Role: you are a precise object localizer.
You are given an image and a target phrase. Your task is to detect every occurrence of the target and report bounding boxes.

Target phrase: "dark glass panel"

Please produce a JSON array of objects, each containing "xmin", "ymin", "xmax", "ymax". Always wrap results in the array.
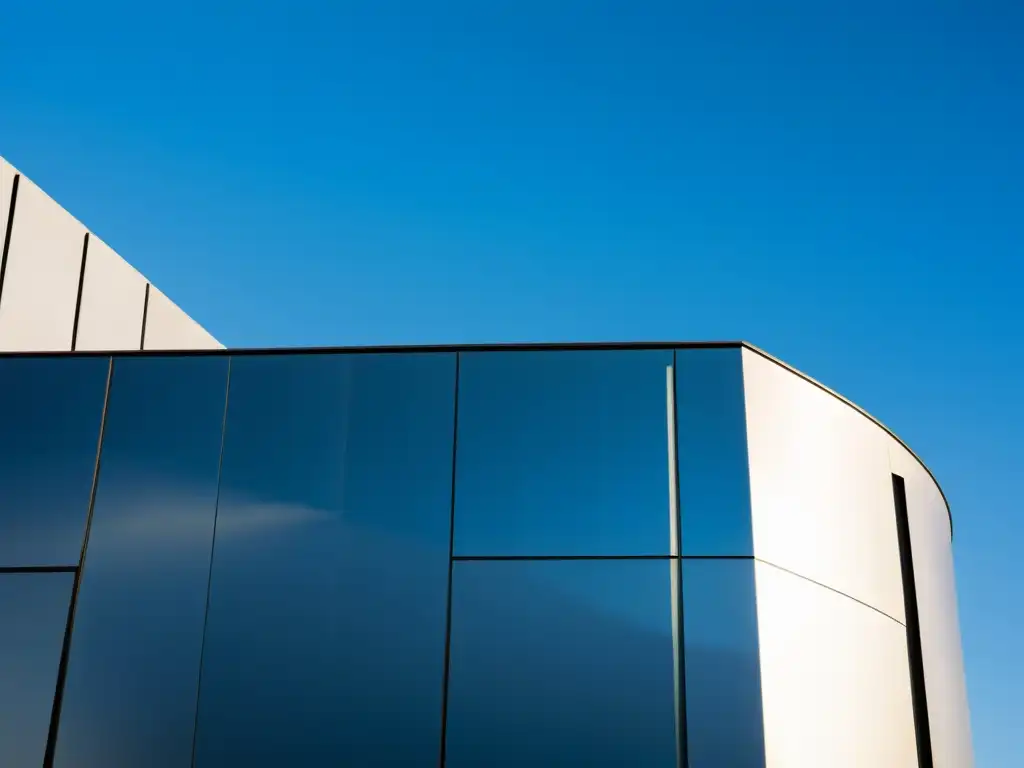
[
  {"xmin": 0, "ymin": 572, "xmax": 74, "ymax": 767},
  {"xmin": 445, "ymin": 559, "xmax": 679, "ymax": 767},
  {"xmin": 454, "ymin": 349, "xmax": 674, "ymax": 556},
  {"xmin": 0, "ymin": 356, "xmax": 108, "ymax": 566},
  {"xmin": 193, "ymin": 352, "xmax": 455, "ymax": 768},
  {"xmin": 675, "ymin": 348, "xmax": 753, "ymax": 555},
  {"xmin": 682, "ymin": 558, "xmax": 765, "ymax": 766},
  {"xmin": 54, "ymin": 356, "xmax": 229, "ymax": 768}
]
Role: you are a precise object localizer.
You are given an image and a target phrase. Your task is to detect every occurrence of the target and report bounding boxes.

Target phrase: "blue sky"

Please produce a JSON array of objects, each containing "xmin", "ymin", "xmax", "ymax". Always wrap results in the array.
[{"xmin": 1, "ymin": 0, "xmax": 1021, "ymax": 762}]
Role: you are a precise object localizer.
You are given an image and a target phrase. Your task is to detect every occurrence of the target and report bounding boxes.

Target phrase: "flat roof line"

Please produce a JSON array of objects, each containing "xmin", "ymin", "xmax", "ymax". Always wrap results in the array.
[{"xmin": 0, "ymin": 338, "xmax": 952, "ymax": 535}]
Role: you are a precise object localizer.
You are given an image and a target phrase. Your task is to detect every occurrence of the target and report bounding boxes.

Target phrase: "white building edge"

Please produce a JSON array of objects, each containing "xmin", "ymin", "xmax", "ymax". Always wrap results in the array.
[
  {"xmin": 738, "ymin": 345, "xmax": 972, "ymax": 767},
  {"xmin": 0, "ymin": 155, "xmax": 221, "ymax": 352}
]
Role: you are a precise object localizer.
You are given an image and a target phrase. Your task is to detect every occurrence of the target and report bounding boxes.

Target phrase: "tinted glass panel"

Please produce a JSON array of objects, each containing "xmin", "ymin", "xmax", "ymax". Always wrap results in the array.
[
  {"xmin": 0, "ymin": 356, "xmax": 108, "ymax": 566},
  {"xmin": 193, "ymin": 353, "xmax": 455, "ymax": 767},
  {"xmin": 0, "ymin": 572, "xmax": 74, "ymax": 768},
  {"xmin": 675, "ymin": 348, "xmax": 753, "ymax": 555},
  {"xmin": 54, "ymin": 356, "xmax": 229, "ymax": 768},
  {"xmin": 445, "ymin": 559, "xmax": 679, "ymax": 767},
  {"xmin": 682, "ymin": 558, "xmax": 765, "ymax": 766},
  {"xmin": 455, "ymin": 350, "xmax": 673, "ymax": 556}
]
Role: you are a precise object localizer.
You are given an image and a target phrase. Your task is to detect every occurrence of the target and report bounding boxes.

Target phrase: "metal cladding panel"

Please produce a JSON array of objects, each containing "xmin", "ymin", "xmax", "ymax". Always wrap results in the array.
[
  {"xmin": 741, "ymin": 348, "xmax": 905, "ymax": 622},
  {"xmin": 0, "ymin": 175, "xmax": 84, "ymax": 351},
  {"xmin": 890, "ymin": 443, "xmax": 973, "ymax": 768},
  {"xmin": 0, "ymin": 572, "xmax": 75, "ymax": 768},
  {"xmin": 142, "ymin": 285, "xmax": 222, "ymax": 351},
  {"xmin": 754, "ymin": 560, "xmax": 919, "ymax": 768},
  {"xmin": 74, "ymin": 236, "xmax": 147, "ymax": 351}
]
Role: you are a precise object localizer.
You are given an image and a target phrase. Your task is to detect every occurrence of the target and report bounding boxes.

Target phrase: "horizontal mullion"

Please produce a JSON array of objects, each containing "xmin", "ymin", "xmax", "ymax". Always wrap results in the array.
[{"xmin": 0, "ymin": 565, "xmax": 78, "ymax": 574}]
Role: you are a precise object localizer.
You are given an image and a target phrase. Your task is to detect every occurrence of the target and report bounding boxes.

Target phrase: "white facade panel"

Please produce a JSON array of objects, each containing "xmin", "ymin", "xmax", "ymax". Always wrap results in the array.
[
  {"xmin": 742, "ymin": 348, "xmax": 906, "ymax": 621},
  {"xmin": 0, "ymin": 156, "xmax": 219, "ymax": 352},
  {"xmin": 143, "ymin": 286, "xmax": 222, "ymax": 351},
  {"xmin": 890, "ymin": 444, "xmax": 973, "ymax": 768},
  {"xmin": 75, "ymin": 236, "xmax": 147, "ymax": 351},
  {"xmin": 0, "ymin": 175, "xmax": 85, "ymax": 351},
  {"xmin": 755, "ymin": 560, "xmax": 919, "ymax": 768},
  {"xmin": 0, "ymin": 158, "xmax": 13, "ymax": 250}
]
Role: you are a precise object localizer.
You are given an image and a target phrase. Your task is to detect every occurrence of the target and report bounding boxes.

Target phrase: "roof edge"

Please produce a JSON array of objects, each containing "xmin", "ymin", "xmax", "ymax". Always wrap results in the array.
[
  {"xmin": 739, "ymin": 341, "xmax": 953, "ymax": 538},
  {"xmin": 0, "ymin": 338, "xmax": 951, "ymax": 537}
]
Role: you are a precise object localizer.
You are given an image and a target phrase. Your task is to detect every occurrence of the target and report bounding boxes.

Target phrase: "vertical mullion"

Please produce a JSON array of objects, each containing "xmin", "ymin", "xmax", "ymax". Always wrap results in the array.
[
  {"xmin": 892, "ymin": 473, "xmax": 934, "ymax": 768},
  {"xmin": 70, "ymin": 233, "xmax": 90, "ymax": 350},
  {"xmin": 42, "ymin": 356, "xmax": 115, "ymax": 767},
  {"xmin": 438, "ymin": 352, "xmax": 460, "ymax": 767},
  {"xmin": 139, "ymin": 284, "xmax": 151, "ymax": 350},
  {"xmin": 667, "ymin": 354, "xmax": 689, "ymax": 768},
  {"xmin": 189, "ymin": 357, "xmax": 233, "ymax": 767}
]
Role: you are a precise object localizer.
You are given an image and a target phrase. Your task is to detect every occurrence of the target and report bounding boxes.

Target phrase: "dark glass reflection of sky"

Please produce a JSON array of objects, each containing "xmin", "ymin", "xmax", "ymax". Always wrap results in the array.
[
  {"xmin": 681, "ymin": 559, "xmax": 766, "ymax": 767},
  {"xmin": 0, "ymin": 572, "xmax": 74, "ymax": 768},
  {"xmin": 194, "ymin": 353, "xmax": 455, "ymax": 767},
  {"xmin": 454, "ymin": 350, "xmax": 673, "ymax": 556},
  {"xmin": 0, "ymin": 356, "xmax": 108, "ymax": 566},
  {"xmin": 448, "ymin": 561, "xmax": 679, "ymax": 768},
  {"xmin": 445, "ymin": 559, "xmax": 679, "ymax": 767},
  {"xmin": 55, "ymin": 356, "xmax": 229, "ymax": 768},
  {"xmin": 675, "ymin": 348, "xmax": 754, "ymax": 556}
]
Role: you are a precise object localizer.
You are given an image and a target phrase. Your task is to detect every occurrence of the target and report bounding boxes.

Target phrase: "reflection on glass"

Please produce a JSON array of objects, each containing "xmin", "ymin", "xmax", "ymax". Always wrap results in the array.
[
  {"xmin": 455, "ymin": 350, "xmax": 674, "ymax": 556},
  {"xmin": 0, "ymin": 356, "xmax": 108, "ymax": 566},
  {"xmin": 682, "ymin": 558, "xmax": 765, "ymax": 766},
  {"xmin": 193, "ymin": 353, "xmax": 456, "ymax": 768},
  {"xmin": 54, "ymin": 357, "xmax": 229, "ymax": 768},
  {"xmin": 0, "ymin": 572, "xmax": 74, "ymax": 767},
  {"xmin": 675, "ymin": 348, "xmax": 753, "ymax": 555},
  {"xmin": 445, "ymin": 559, "xmax": 678, "ymax": 767}
]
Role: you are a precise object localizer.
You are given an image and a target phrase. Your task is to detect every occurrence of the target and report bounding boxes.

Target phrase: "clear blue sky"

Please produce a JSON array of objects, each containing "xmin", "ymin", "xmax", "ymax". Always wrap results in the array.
[{"xmin": 2, "ymin": 0, "xmax": 1021, "ymax": 763}]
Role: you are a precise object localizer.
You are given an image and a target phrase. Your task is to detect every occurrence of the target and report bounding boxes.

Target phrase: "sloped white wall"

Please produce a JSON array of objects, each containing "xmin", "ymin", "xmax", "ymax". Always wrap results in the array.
[
  {"xmin": 0, "ymin": 174, "xmax": 85, "ymax": 351},
  {"xmin": 74, "ymin": 236, "xmax": 148, "ymax": 351},
  {"xmin": 0, "ymin": 155, "xmax": 220, "ymax": 352},
  {"xmin": 142, "ymin": 286, "xmax": 221, "ymax": 351}
]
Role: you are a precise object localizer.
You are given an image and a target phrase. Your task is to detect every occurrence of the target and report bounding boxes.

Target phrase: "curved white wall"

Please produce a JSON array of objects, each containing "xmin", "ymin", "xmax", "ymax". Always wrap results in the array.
[
  {"xmin": 890, "ymin": 443, "xmax": 973, "ymax": 768},
  {"xmin": 742, "ymin": 346, "xmax": 973, "ymax": 768},
  {"xmin": 755, "ymin": 560, "xmax": 918, "ymax": 768},
  {"xmin": 742, "ymin": 348, "xmax": 905, "ymax": 622}
]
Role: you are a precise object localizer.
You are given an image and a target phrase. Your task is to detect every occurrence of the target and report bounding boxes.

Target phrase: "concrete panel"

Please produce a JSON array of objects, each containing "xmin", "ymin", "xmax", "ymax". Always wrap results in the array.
[
  {"xmin": 755, "ymin": 560, "xmax": 918, "ymax": 768},
  {"xmin": 142, "ymin": 286, "xmax": 221, "ymax": 351},
  {"xmin": 890, "ymin": 444, "xmax": 973, "ymax": 768},
  {"xmin": 74, "ymin": 236, "xmax": 147, "ymax": 351},
  {"xmin": 742, "ymin": 349, "xmax": 905, "ymax": 622},
  {"xmin": 0, "ymin": 175, "xmax": 85, "ymax": 351}
]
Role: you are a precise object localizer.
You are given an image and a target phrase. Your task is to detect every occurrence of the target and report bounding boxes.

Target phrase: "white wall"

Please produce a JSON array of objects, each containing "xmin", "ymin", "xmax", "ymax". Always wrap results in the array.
[
  {"xmin": 743, "ymin": 345, "xmax": 973, "ymax": 768},
  {"xmin": 0, "ymin": 155, "xmax": 220, "ymax": 352},
  {"xmin": 742, "ymin": 348, "xmax": 906, "ymax": 622},
  {"xmin": 0, "ymin": 174, "xmax": 85, "ymax": 351},
  {"xmin": 755, "ymin": 560, "xmax": 919, "ymax": 768},
  {"xmin": 0, "ymin": 158, "xmax": 13, "ymax": 252},
  {"xmin": 891, "ymin": 443, "xmax": 974, "ymax": 768},
  {"xmin": 142, "ymin": 286, "xmax": 221, "ymax": 351},
  {"xmin": 75, "ymin": 236, "xmax": 148, "ymax": 351}
]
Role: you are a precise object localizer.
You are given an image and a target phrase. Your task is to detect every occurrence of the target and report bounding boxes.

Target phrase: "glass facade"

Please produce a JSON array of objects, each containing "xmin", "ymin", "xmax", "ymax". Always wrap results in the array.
[{"xmin": 0, "ymin": 345, "xmax": 769, "ymax": 768}]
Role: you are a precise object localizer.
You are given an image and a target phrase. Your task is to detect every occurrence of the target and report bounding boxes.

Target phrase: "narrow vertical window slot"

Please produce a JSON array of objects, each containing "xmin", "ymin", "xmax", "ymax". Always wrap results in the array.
[{"xmin": 892, "ymin": 473, "xmax": 934, "ymax": 768}]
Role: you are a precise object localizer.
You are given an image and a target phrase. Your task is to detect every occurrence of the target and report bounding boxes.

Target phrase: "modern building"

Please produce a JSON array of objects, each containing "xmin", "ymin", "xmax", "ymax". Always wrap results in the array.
[{"xmin": 0, "ymin": 161, "xmax": 972, "ymax": 768}]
